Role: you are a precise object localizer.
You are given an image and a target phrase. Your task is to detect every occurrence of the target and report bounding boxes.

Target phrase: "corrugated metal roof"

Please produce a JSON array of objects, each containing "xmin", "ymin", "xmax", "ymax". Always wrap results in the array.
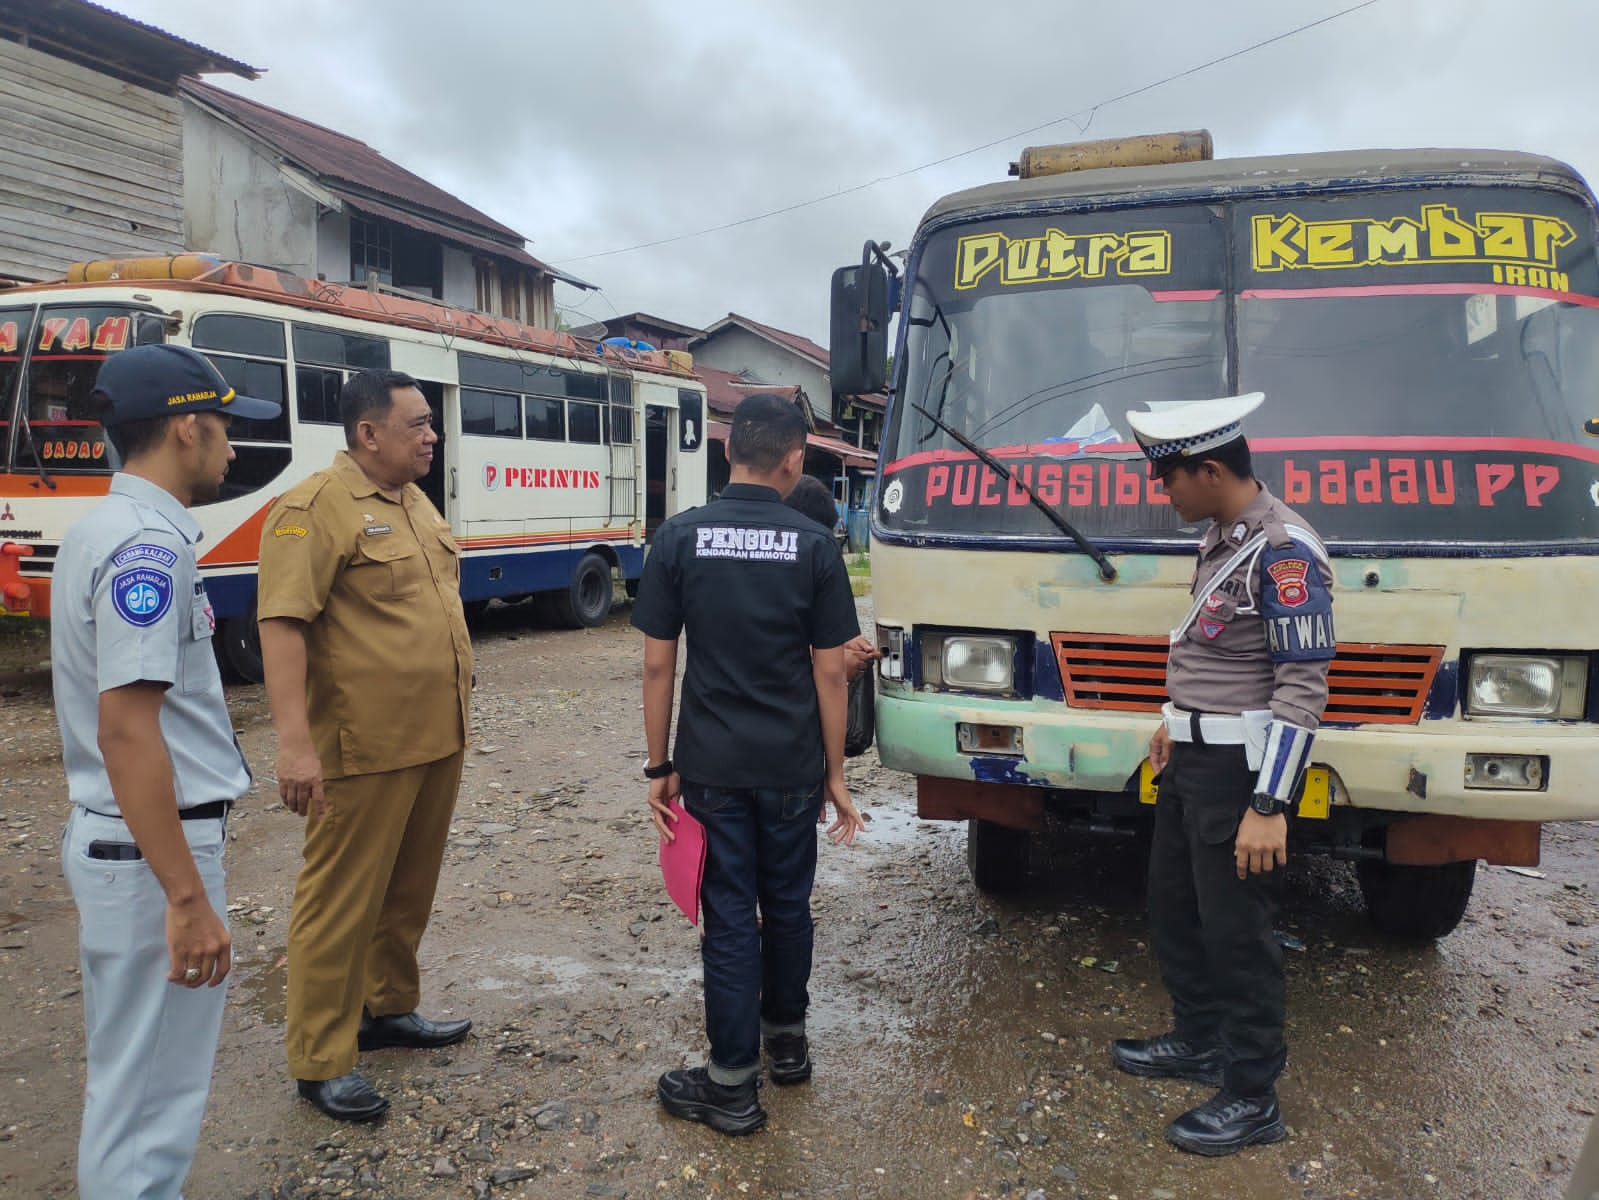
[
  {"xmin": 693, "ymin": 312, "xmax": 830, "ymax": 369},
  {"xmin": 181, "ymin": 79, "xmax": 527, "ymax": 243},
  {"xmin": 0, "ymin": 0, "xmax": 258, "ymax": 84}
]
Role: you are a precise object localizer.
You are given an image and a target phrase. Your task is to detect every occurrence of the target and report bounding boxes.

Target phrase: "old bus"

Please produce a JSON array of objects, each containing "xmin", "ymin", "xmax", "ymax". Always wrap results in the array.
[
  {"xmin": 0, "ymin": 257, "xmax": 707, "ymax": 680},
  {"xmin": 831, "ymin": 135, "xmax": 1599, "ymax": 938}
]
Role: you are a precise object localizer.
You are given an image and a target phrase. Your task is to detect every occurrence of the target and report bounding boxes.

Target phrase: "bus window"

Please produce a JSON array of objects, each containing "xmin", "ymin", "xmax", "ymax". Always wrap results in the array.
[
  {"xmin": 461, "ymin": 388, "xmax": 521, "ymax": 437},
  {"xmin": 14, "ymin": 305, "xmax": 142, "ymax": 474},
  {"xmin": 292, "ymin": 324, "xmax": 389, "ymax": 370},
  {"xmin": 296, "ymin": 365, "xmax": 344, "ymax": 425},
  {"xmin": 194, "ymin": 313, "xmax": 287, "ymax": 360},
  {"xmin": 524, "ymin": 395, "xmax": 565, "ymax": 441},
  {"xmin": 568, "ymin": 400, "xmax": 602, "ymax": 444},
  {"xmin": 608, "ymin": 375, "xmax": 633, "ymax": 444},
  {"xmin": 202, "ymin": 353, "xmax": 292, "ymax": 504},
  {"xmin": 0, "ymin": 307, "xmax": 33, "ymax": 460}
]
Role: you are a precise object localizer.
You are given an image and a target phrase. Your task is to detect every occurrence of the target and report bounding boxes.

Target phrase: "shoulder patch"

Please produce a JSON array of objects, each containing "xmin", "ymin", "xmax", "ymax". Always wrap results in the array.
[
  {"xmin": 1259, "ymin": 540, "xmax": 1335, "ymax": 662},
  {"xmin": 111, "ymin": 566, "xmax": 174, "ymax": 627},
  {"xmin": 273, "ymin": 524, "xmax": 309, "ymax": 539},
  {"xmin": 111, "ymin": 542, "xmax": 179, "ymax": 570}
]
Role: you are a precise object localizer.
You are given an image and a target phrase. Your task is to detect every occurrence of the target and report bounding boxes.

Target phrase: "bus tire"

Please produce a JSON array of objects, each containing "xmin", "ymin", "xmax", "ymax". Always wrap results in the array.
[
  {"xmin": 966, "ymin": 819, "xmax": 1031, "ymax": 893},
  {"xmin": 1357, "ymin": 858, "xmax": 1477, "ymax": 941},
  {"xmin": 553, "ymin": 552, "xmax": 614, "ymax": 628},
  {"xmin": 220, "ymin": 604, "xmax": 264, "ymax": 684}
]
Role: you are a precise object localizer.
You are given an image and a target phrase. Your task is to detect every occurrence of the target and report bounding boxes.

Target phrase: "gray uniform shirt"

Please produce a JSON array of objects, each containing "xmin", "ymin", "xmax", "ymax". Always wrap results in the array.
[
  {"xmin": 51, "ymin": 474, "xmax": 251, "ymax": 815},
  {"xmin": 1166, "ymin": 484, "xmax": 1335, "ymax": 729}
]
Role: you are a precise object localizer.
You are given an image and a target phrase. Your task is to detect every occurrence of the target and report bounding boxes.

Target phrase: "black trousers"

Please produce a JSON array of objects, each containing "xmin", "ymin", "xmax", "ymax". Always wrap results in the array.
[{"xmin": 1148, "ymin": 740, "xmax": 1286, "ymax": 1097}]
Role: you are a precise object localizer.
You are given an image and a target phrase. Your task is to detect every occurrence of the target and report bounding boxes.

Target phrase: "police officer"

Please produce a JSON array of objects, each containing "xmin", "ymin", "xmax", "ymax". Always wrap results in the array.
[
  {"xmin": 257, "ymin": 369, "xmax": 473, "ymax": 1122},
  {"xmin": 1111, "ymin": 393, "xmax": 1334, "ymax": 1156},
  {"xmin": 53, "ymin": 344, "xmax": 280, "ymax": 1196},
  {"xmin": 632, "ymin": 392, "xmax": 866, "ymax": 1135}
]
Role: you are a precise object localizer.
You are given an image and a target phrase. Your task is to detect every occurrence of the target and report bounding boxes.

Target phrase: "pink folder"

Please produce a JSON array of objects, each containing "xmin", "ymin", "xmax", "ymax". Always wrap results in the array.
[{"xmin": 659, "ymin": 801, "xmax": 707, "ymax": 926}]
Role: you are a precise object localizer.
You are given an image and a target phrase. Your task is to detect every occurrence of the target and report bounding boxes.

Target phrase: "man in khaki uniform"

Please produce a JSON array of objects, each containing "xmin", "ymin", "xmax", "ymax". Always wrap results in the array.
[{"xmin": 257, "ymin": 369, "xmax": 473, "ymax": 1122}]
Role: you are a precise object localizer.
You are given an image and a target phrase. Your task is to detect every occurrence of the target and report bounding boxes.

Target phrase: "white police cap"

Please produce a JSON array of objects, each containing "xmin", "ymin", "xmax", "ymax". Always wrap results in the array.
[{"xmin": 1125, "ymin": 392, "xmax": 1264, "ymax": 476}]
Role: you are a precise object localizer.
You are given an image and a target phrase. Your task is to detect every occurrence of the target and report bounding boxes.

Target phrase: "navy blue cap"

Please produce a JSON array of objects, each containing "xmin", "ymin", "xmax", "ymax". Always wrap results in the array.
[{"xmin": 93, "ymin": 344, "xmax": 282, "ymax": 426}]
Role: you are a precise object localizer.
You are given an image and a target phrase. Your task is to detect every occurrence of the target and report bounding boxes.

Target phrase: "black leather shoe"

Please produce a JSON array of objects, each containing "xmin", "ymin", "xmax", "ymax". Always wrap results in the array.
[
  {"xmin": 657, "ymin": 1068, "xmax": 767, "ymax": 1136},
  {"xmin": 1110, "ymin": 1032, "xmax": 1225, "ymax": 1086},
  {"xmin": 296, "ymin": 1072, "xmax": 389, "ymax": 1123},
  {"xmin": 358, "ymin": 1010, "xmax": 472, "ymax": 1051},
  {"xmin": 764, "ymin": 1032, "xmax": 812, "ymax": 1085},
  {"xmin": 1166, "ymin": 1090, "xmax": 1287, "ymax": 1156}
]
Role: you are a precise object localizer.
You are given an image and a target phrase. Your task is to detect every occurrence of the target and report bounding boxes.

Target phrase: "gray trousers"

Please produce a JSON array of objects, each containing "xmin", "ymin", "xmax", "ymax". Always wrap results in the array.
[{"xmin": 63, "ymin": 807, "xmax": 229, "ymax": 1200}]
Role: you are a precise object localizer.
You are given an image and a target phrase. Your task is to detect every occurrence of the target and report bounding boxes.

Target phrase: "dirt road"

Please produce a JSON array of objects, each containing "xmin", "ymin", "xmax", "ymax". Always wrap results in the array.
[{"xmin": 1, "ymin": 601, "xmax": 1596, "ymax": 1199}]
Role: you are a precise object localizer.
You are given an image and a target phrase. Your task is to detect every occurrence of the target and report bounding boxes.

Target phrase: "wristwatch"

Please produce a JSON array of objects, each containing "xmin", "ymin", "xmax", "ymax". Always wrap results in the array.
[
  {"xmin": 643, "ymin": 759, "xmax": 675, "ymax": 780},
  {"xmin": 1250, "ymin": 793, "xmax": 1288, "ymax": 817}
]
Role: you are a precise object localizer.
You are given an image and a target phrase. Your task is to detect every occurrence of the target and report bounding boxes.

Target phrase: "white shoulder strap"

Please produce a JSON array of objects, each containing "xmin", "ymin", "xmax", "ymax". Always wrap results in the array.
[{"xmin": 1170, "ymin": 532, "xmax": 1268, "ymax": 645}]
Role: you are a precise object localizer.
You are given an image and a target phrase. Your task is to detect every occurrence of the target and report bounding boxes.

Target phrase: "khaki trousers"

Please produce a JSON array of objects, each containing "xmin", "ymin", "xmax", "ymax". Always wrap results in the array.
[{"xmin": 286, "ymin": 749, "xmax": 464, "ymax": 1080}]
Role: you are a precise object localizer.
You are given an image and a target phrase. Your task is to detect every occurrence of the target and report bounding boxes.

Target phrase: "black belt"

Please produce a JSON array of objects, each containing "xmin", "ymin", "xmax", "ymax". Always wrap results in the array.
[{"xmin": 82, "ymin": 799, "xmax": 232, "ymax": 821}]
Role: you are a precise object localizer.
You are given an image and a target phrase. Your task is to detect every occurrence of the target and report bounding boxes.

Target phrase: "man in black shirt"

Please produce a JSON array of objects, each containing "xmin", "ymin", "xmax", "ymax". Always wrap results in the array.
[{"xmin": 632, "ymin": 393, "xmax": 866, "ymax": 1136}]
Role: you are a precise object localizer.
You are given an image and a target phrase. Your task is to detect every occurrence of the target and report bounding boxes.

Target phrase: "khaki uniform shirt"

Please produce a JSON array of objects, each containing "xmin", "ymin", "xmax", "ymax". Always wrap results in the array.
[
  {"xmin": 257, "ymin": 451, "xmax": 471, "ymax": 779},
  {"xmin": 1167, "ymin": 483, "xmax": 1334, "ymax": 729}
]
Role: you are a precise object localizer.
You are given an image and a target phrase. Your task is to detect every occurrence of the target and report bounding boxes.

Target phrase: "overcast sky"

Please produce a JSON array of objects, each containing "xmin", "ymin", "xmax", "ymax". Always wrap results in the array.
[{"xmin": 107, "ymin": 0, "xmax": 1599, "ymax": 346}]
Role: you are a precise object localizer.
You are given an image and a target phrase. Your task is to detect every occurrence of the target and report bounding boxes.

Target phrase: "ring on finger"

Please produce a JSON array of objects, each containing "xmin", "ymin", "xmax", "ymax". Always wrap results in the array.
[{"xmin": 183, "ymin": 966, "xmax": 202, "ymax": 982}]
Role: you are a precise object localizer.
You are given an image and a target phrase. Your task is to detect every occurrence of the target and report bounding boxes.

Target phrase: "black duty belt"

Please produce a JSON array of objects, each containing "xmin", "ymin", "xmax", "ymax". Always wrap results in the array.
[{"xmin": 82, "ymin": 799, "xmax": 232, "ymax": 821}]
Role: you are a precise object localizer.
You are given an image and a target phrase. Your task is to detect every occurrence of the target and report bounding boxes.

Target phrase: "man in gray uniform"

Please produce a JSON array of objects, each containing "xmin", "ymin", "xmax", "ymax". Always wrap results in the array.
[
  {"xmin": 1110, "ymin": 393, "xmax": 1334, "ymax": 1156},
  {"xmin": 53, "ymin": 344, "xmax": 279, "ymax": 1197}
]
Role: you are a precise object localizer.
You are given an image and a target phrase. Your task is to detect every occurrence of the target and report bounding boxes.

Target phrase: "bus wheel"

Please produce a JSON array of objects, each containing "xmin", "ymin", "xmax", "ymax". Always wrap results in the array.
[
  {"xmin": 553, "ymin": 553, "xmax": 614, "ymax": 628},
  {"xmin": 220, "ymin": 605, "xmax": 264, "ymax": 684},
  {"xmin": 1357, "ymin": 858, "xmax": 1477, "ymax": 940},
  {"xmin": 966, "ymin": 819, "xmax": 1031, "ymax": 893}
]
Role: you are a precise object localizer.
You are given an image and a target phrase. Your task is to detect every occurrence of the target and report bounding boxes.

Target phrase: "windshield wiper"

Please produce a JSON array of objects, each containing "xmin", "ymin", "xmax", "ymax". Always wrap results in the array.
[
  {"xmin": 16, "ymin": 409, "xmax": 56, "ymax": 491},
  {"xmin": 907, "ymin": 400, "xmax": 1117, "ymax": 582}
]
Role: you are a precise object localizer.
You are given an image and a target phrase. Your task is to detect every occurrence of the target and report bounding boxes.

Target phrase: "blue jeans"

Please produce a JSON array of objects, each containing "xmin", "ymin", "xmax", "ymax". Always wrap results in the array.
[{"xmin": 681, "ymin": 780, "xmax": 823, "ymax": 1085}]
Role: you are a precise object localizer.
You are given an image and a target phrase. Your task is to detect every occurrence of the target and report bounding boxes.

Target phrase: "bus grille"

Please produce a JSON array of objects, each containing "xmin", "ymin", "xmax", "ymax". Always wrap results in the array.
[{"xmin": 1051, "ymin": 633, "xmax": 1444, "ymax": 725}]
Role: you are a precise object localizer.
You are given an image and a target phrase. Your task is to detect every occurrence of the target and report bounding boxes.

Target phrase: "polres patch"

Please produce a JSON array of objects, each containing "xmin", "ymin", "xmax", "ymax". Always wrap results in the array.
[
  {"xmin": 111, "ymin": 542, "xmax": 179, "ymax": 570},
  {"xmin": 1266, "ymin": 558, "xmax": 1311, "ymax": 608},
  {"xmin": 111, "ymin": 566, "xmax": 173, "ymax": 627}
]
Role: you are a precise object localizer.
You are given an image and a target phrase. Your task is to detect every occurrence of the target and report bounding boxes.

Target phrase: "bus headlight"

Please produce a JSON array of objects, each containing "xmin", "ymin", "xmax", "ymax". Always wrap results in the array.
[
  {"xmin": 940, "ymin": 636, "xmax": 1015, "ymax": 693},
  {"xmin": 1465, "ymin": 654, "xmax": 1587, "ymax": 718}
]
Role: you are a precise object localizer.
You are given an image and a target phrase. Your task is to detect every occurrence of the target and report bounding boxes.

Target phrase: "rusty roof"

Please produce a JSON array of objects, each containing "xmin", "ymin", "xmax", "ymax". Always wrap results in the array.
[
  {"xmin": 0, "ymin": 0, "xmax": 258, "ymax": 88},
  {"xmin": 692, "ymin": 312, "xmax": 830, "ymax": 369},
  {"xmin": 181, "ymin": 79, "xmax": 525, "ymax": 243}
]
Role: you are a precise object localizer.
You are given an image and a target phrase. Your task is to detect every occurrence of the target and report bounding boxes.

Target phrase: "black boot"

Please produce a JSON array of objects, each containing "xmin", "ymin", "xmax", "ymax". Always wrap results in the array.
[
  {"xmin": 1166, "ymin": 1090, "xmax": 1286, "ymax": 1156},
  {"xmin": 295, "ymin": 1072, "xmax": 390, "ymax": 1123},
  {"xmin": 656, "ymin": 1068, "xmax": 767, "ymax": 1135},
  {"xmin": 763, "ymin": 1033, "xmax": 812, "ymax": 1085},
  {"xmin": 1110, "ymin": 1032, "xmax": 1225, "ymax": 1086}
]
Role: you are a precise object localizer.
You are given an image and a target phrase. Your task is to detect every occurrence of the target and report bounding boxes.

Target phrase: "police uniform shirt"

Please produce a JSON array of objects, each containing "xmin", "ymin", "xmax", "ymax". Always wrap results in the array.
[
  {"xmin": 631, "ymin": 483, "xmax": 860, "ymax": 790},
  {"xmin": 52, "ymin": 474, "xmax": 251, "ymax": 815},
  {"xmin": 1167, "ymin": 483, "xmax": 1334, "ymax": 728},
  {"xmin": 256, "ymin": 451, "xmax": 472, "ymax": 780}
]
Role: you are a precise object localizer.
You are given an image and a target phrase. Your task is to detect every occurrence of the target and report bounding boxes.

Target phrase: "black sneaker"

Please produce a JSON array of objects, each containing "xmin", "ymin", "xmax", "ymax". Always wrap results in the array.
[
  {"xmin": 763, "ymin": 1032, "xmax": 812, "ymax": 1085},
  {"xmin": 1166, "ymin": 1090, "xmax": 1287, "ymax": 1156},
  {"xmin": 1110, "ymin": 1032, "xmax": 1226, "ymax": 1086},
  {"xmin": 656, "ymin": 1068, "xmax": 767, "ymax": 1136}
]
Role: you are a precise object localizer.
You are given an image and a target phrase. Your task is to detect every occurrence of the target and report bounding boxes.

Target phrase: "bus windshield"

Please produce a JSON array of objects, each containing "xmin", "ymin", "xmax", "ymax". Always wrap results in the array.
[
  {"xmin": 884, "ymin": 187, "xmax": 1599, "ymax": 547},
  {"xmin": 2, "ymin": 304, "xmax": 149, "ymax": 475}
]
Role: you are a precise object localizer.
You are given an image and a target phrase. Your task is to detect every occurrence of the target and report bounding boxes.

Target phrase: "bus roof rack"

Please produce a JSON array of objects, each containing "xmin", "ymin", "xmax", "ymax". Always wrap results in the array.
[{"xmin": 1009, "ymin": 130, "xmax": 1213, "ymax": 180}]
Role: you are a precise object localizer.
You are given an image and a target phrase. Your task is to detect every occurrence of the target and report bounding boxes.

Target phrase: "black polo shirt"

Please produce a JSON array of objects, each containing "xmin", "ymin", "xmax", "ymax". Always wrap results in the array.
[{"xmin": 631, "ymin": 482, "xmax": 860, "ymax": 790}]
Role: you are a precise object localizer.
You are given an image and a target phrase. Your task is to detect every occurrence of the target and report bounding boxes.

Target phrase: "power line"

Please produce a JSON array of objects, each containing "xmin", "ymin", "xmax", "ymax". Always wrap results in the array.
[{"xmin": 552, "ymin": 0, "xmax": 1382, "ymax": 265}]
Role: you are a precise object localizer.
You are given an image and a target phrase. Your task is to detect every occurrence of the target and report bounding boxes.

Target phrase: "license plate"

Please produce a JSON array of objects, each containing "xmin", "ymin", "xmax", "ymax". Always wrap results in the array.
[{"xmin": 1297, "ymin": 768, "xmax": 1332, "ymax": 819}]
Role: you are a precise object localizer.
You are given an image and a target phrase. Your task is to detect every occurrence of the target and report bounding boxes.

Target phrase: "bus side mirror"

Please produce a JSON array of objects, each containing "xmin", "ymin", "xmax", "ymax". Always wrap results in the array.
[
  {"xmin": 135, "ymin": 316, "xmax": 167, "ymax": 345},
  {"xmin": 830, "ymin": 246, "xmax": 892, "ymax": 395}
]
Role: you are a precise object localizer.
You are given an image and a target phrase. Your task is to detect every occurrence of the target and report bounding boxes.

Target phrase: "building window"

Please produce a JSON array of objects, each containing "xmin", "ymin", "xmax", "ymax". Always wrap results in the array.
[{"xmin": 350, "ymin": 216, "xmax": 393, "ymax": 286}]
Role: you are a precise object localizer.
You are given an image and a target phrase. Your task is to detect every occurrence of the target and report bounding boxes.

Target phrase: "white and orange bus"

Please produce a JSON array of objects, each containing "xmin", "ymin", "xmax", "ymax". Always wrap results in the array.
[{"xmin": 0, "ymin": 256, "xmax": 708, "ymax": 680}]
